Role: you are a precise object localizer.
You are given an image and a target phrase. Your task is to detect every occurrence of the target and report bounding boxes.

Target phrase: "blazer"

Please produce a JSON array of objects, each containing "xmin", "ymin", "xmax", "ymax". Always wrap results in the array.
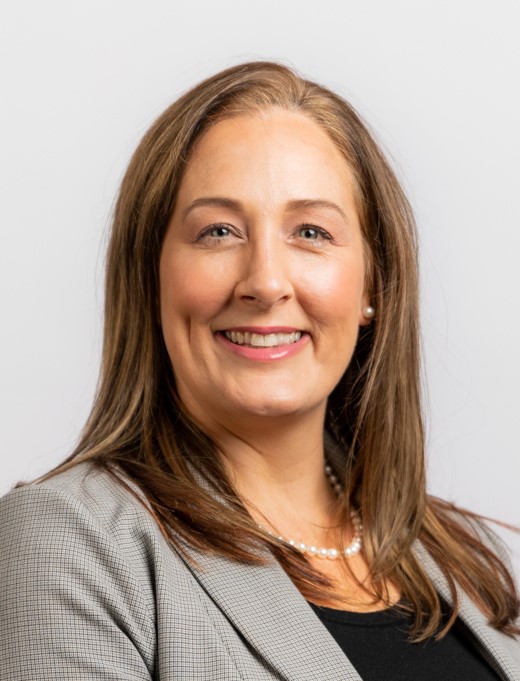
[{"xmin": 1, "ymin": 460, "xmax": 519, "ymax": 680}]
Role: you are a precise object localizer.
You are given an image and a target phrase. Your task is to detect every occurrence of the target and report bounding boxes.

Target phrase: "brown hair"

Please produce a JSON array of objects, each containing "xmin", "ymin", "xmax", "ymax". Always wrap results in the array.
[{"xmin": 26, "ymin": 61, "xmax": 518, "ymax": 640}]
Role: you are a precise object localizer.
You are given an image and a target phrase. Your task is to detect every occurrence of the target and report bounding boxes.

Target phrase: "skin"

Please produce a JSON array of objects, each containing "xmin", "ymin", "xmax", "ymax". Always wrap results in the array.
[{"xmin": 160, "ymin": 110, "xmax": 399, "ymax": 609}]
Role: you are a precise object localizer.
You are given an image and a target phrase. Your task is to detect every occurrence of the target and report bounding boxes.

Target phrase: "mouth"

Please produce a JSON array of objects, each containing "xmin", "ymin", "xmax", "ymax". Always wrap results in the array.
[{"xmin": 218, "ymin": 329, "xmax": 304, "ymax": 348}]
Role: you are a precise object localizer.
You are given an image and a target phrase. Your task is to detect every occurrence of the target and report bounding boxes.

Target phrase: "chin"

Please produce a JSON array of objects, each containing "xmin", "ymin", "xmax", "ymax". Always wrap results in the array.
[{"xmin": 230, "ymin": 394, "xmax": 320, "ymax": 420}]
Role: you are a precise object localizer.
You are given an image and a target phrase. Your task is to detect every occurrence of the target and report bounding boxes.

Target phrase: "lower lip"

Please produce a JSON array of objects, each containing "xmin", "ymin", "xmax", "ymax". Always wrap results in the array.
[{"xmin": 216, "ymin": 332, "xmax": 310, "ymax": 361}]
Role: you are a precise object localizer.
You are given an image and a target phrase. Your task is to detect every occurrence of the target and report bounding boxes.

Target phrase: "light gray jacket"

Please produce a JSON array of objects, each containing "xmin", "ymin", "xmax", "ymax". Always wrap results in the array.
[{"xmin": 1, "ymin": 461, "xmax": 519, "ymax": 680}]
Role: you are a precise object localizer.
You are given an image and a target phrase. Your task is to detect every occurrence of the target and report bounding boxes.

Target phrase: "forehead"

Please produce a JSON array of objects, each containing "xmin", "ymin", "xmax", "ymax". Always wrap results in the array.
[{"xmin": 176, "ymin": 110, "xmax": 358, "ymax": 211}]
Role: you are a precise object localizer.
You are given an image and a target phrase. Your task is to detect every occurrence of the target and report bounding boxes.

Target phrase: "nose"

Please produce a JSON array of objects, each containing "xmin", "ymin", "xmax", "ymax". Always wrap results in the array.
[{"xmin": 234, "ymin": 236, "xmax": 294, "ymax": 309}]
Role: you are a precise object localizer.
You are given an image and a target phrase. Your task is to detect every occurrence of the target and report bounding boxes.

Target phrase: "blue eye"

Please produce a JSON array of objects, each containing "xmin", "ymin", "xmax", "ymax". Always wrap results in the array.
[
  {"xmin": 196, "ymin": 224, "xmax": 235, "ymax": 243},
  {"xmin": 298, "ymin": 225, "xmax": 331, "ymax": 241},
  {"xmin": 300, "ymin": 226, "xmax": 319, "ymax": 239},
  {"xmin": 209, "ymin": 225, "xmax": 230, "ymax": 238},
  {"xmin": 195, "ymin": 223, "xmax": 244, "ymax": 247}
]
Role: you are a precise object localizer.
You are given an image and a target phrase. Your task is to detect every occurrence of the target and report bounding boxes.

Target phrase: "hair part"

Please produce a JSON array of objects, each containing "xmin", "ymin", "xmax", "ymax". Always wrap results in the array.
[{"xmin": 25, "ymin": 61, "xmax": 519, "ymax": 641}]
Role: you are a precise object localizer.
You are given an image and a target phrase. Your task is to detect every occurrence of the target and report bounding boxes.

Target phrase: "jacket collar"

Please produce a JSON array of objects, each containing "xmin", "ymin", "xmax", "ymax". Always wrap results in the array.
[
  {"xmin": 182, "ymin": 541, "xmax": 519, "ymax": 681},
  {"xmin": 183, "ymin": 547, "xmax": 363, "ymax": 681},
  {"xmin": 121, "ymin": 443, "xmax": 519, "ymax": 679}
]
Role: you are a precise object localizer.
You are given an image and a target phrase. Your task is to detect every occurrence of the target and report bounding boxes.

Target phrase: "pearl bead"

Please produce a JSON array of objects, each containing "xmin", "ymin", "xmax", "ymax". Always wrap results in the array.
[{"xmin": 259, "ymin": 460, "xmax": 362, "ymax": 559}]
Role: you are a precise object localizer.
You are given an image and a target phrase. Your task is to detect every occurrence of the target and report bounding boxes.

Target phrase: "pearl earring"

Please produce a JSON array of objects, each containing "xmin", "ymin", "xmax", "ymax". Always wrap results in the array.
[{"xmin": 362, "ymin": 305, "xmax": 375, "ymax": 320}]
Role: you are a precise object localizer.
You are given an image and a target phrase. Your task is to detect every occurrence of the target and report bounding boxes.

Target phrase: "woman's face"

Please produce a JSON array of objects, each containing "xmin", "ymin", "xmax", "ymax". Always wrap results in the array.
[{"xmin": 159, "ymin": 110, "xmax": 369, "ymax": 427}]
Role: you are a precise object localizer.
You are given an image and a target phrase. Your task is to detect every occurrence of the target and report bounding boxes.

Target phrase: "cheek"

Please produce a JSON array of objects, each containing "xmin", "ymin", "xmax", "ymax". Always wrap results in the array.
[
  {"xmin": 159, "ymin": 253, "xmax": 233, "ymax": 329},
  {"xmin": 298, "ymin": 258, "xmax": 365, "ymax": 326}
]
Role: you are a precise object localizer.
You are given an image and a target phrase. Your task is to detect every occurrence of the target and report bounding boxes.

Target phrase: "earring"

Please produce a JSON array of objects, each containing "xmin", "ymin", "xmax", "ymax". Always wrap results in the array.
[{"xmin": 362, "ymin": 305, "xmax": 375, "ymax": 320}]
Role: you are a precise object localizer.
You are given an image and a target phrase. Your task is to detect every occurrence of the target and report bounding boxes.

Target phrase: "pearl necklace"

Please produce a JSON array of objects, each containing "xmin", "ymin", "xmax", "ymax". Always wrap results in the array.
[{"xmin": 262, "ymin": 461, "xmax": 363, "ymax": 561}]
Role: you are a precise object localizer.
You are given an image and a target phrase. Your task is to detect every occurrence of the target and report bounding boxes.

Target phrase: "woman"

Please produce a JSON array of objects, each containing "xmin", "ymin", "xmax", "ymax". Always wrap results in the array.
[{"xmin": 1, "ymin": 62, "xmax": 518, "ymax": 680}]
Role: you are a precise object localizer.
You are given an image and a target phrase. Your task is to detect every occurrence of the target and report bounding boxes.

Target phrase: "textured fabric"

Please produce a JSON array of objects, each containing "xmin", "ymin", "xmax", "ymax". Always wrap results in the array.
[
  {"xmin": 1, "ymin": 461, "xmax": 519, "ymax": 680},
  {"xmin": 310, "ymin": 602, "xmax": 501, "ymax": 680}
]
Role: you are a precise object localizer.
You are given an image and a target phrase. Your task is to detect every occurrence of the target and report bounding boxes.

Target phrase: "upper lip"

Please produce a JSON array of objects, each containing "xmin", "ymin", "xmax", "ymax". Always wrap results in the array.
[{"xmin": 218, "ymin": 326, "xmax": 304, "ymax": 334}]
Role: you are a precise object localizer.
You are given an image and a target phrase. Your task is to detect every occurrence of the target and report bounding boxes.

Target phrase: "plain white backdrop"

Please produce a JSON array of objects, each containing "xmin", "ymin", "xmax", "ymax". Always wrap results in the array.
[{"xmin": 1, "ymin": 0, "xmax": 519, "ymax": 579}]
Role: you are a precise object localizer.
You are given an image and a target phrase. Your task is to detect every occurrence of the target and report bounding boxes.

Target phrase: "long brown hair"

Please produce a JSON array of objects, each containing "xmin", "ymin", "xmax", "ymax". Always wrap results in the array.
[{"xmin": 25, "ymin": 61, "xmax": 518, "ymax": 640}]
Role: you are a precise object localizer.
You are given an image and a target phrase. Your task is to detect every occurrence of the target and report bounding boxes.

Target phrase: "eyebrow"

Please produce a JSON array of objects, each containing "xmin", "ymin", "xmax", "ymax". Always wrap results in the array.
[
  {"xmin": 285, "ymin": 199, "xmax": 350, "ymax": 224},
  {"xmin": 181, "ymin": 197, "xmax": 350, "ymax": 224},
  {"xmin": 181, "ymin": 197, "xmax": 242, "ymax": 221}
]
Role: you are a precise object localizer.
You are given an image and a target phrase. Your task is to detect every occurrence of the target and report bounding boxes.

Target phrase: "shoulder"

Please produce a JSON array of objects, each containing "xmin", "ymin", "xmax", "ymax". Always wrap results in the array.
[
  {"xmin": 1, "ymin": 460, "xmax": 157, "ymax": 539},
  {"xmin": 0, "ymin": 459, "xmax": 167, "ymax": 589},
  {"xmin": 0, "ymin": 463, "xmax": 285, "ymax": 679},
  {"xmin": 0, "ymin": 461, "xmax": 178, "ymax": 624},
  {"xmin": 0, "ymin": 462, "xmax": 167, "ymax": 677},
  {"xmin": 2, "ymin": 460, "xmax": 148, "ymax": 518},
  {"xmin": 0, "ymin": 456, "xmax": 165, "ymax": 568}
]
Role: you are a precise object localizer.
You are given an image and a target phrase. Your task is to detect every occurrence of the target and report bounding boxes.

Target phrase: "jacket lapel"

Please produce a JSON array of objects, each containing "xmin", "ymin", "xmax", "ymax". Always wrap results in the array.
[
  {"xmin": 181, "ymin": 547, "xmax": 362, "ymax": 681},
  {"xmin": 123, "ymin": 455, "xmax": 519, "ymax": 679},
  {"xmin": 414, "ymin": 541, "xmax": 520, "ymax": 681},
  {"xmin": 185, "ymin": 541, "xmax": 520, "ymax": 681}
]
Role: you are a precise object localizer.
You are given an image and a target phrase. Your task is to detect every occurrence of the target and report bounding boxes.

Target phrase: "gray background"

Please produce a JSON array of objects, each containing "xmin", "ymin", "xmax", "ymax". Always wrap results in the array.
[{"xmin": 1, "ymin": 0, "xmax": 518, "ymax": 579}]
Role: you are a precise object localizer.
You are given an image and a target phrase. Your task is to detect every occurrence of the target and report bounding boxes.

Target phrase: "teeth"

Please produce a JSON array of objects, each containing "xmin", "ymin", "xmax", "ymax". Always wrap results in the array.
[{"xmin": 224, "ymin": 331, "xmax": 302, "ymax": 347}]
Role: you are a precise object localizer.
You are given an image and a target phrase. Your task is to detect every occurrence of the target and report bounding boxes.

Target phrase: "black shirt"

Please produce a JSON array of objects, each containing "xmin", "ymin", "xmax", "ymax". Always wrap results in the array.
[{"xmin": 309, "ymin": 602, "xmax": 501, "ymax": 680}]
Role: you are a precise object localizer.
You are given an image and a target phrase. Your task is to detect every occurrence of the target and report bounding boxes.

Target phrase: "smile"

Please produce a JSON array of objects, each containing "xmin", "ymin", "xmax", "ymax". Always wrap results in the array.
[{"xmin": 222, "ymin": 330, "xmax": 302, "ymax": 347}]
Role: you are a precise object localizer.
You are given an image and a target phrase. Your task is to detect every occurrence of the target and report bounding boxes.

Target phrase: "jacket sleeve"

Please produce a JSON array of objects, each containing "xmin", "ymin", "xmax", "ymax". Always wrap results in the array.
[{"xmin": 0, "ymin": 485, "xmax": 156, "ymax": 680}]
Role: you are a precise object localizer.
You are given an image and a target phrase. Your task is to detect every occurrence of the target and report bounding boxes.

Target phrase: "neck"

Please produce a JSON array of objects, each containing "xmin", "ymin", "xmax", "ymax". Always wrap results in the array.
[{"xmin": 187, "ymin": 405, "xmax": 338, "ymax": 535}]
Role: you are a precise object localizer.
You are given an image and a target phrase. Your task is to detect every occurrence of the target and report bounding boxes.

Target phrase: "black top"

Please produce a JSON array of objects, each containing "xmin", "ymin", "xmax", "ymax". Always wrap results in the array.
[{"xmin": 309, "ymin": 602, "xmax": 501, "ymax": 681}]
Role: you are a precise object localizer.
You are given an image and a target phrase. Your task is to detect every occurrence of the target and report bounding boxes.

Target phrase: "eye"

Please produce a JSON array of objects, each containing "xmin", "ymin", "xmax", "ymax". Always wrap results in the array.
[
  {"xmin": 298, "ymin": 224, "xmax": 332, "ymax": 242},
  {"xmin": 196, "ymin": 223, "xmax": 237, "ymax": 243},
  {"xmin": 208, "ymin": 224, "xmax": 231, "ymax": 238}
]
